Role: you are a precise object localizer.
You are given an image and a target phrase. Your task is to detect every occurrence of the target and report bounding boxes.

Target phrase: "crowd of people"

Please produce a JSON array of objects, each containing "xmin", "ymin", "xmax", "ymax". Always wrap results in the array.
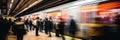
[
  {"xmin": 0, "ymin": 16, "xmax": 78, "ymax": 40},
  {"xmin": 0, "ymin": 13, "xmax": 120, "ymax": 40}
]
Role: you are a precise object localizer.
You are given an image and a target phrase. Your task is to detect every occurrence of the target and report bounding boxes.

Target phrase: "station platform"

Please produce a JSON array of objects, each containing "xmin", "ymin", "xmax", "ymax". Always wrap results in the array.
[{"xmin": 8, "ymin": 31, "xmax": 81, "ymax": 40}]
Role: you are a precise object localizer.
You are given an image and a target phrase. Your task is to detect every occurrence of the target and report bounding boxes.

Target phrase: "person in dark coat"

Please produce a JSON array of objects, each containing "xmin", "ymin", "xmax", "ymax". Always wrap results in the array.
[
  {"xmin": 24, "ymin": 19, "xmax": 29, "ymax": 31},
  {"xmin": 0, "ymin": 16, "xmax": 10, "ymax": 40},
  {"xmin": 57, "ymin": 18, "xmax": 65, "ymax": 40},
  {"xmin": 113, "ymin": 13, "xmax": 120, "ymax": 40},
  {"xmin": 69, "ymin": 18, "xmax": 78, "ymax": 40},
  {"xmin": 38, "ymin": 19, "xmax": 44, "ymax": 32},
  {"xmin": 28, "ymin": 19, "xmax": 33, "ymax": 31},
  {"xmin": 43, "ymin": 17, "xmax": 53, "ymax": 37},
  {"xmin": 14, "ymin": 18, "xmax": 27, "ymax": 40}
]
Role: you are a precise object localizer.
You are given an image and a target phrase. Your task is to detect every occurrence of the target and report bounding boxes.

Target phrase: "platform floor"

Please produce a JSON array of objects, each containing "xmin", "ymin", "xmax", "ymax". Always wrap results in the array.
[{"xmin": 8, "ymin": 31, "xmax": 81, "ymax": 40}]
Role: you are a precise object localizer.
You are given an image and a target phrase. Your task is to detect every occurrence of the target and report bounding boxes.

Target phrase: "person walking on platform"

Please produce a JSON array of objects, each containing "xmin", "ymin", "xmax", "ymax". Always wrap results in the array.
[
  {"xmin": 13, "ymin": 18, "xmax": 27, "ymax": 40},
  {"xmin": 28, "ymin": 19, "xmax": 33, "ymax": 31},
  {"xmin": 68, "ymin": 17, "xmax": 78, "ymax": 40},
  {"xmin": 24, "ymin": 19, "xmax": 29, "ymax": 31},
  {"xmin": 33, "ymin": 17, "xmax": 40, "ymax": 36},
  {"xmin": 57, "ymin": 18, "xmax": 65, "ymax": 40},
  {"xmin": 38, "ymin": 19, "xmax": 43, "ymax": 32},
  {"xmin": 43, "ymin": 18, "xmax": 53, "ymax": 37}
]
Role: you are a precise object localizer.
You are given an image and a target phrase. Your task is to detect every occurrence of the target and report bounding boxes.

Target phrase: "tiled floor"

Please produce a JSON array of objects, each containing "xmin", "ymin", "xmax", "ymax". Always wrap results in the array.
[{"xmin": 8, "ymin": 31, "xmax": 81, "ymax": 40}]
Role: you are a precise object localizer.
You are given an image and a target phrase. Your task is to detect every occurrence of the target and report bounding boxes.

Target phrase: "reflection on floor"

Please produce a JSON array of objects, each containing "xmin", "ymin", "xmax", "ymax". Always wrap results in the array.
[{"xmin": 8, "ymin": 31, "xmax": 81, "ymax": 40}]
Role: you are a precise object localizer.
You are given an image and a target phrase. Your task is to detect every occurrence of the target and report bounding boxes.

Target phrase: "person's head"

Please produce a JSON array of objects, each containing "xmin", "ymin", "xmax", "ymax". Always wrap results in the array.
[
  {"xmin": 36, "ymin": 17, "xmax": 39, "ymax": 19},
  {"xmin": 45, "ymin": 18, "xmax": 48, "ymax": 20}
]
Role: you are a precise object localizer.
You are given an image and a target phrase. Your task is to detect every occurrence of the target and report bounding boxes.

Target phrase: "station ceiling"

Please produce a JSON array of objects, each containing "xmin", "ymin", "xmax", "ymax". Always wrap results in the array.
[
  {"xmin": 0, "ymin": 0, "xmax": 76, "ymax": 17},
  {"xmin": 0, "ymin": 0, "xmax": 119, "ymax": 17}
]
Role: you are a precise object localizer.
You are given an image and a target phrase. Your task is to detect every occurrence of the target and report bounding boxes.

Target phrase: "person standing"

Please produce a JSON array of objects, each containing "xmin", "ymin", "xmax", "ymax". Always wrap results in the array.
[
  {"xmin": 58, "ymin": 18, "xmax": 65, "ymax": 40},
  {"xmin": 29, "ymin": 19, "xmax": 33, "ymax": 31},
  {"xmin": 113, "ymin": 13, "xmax": 120, "ymax": 40},
  {"xmin": 68, "ymin": 18, "xmax": 78, "ymax": 40},
  {"xmin": 33, "ymin": 17, "xmax": 40, "ymax": 36},
  {"xmin": 24, "ymin": 19, "xmax": 29, "ymax": 31},
  {"xmin": 14, "ymin": 18, "xmax": 27, "ymax": 40},
  {"xmin": 0, "ymin": 16, "xmax": 10, "ymax": 40},
  {"xmin": 38, "ymin": 19, "xmax": 43, "ymax": 32},
  {"xmin": 43, "ymin": 18, "xmax": 53, "ymax": 37}
]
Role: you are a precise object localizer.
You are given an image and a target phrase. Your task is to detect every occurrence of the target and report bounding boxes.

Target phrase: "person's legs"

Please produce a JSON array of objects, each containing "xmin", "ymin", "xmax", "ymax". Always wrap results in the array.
[
  {"xmin": 35, "ymin": 27, "xmax": 39, "ymax": 36},
  {"xmin": 56, "ymin": 29, "xmax": 60, "ymax": 37},
  {"xmin": 17, "ymin": 34, "xmax": 20, "ymax": 40},
  {"xmin": 45, "ymin": 29, "xmax": 48, "ymax": 34},
  {"xmin": 30, "ymin": 25, "xmax": 32, "ymax": 31},
  {"xmin": 71, "ymin": 32, "xmax": 76, "ymax": 40},
  {"xmin": 0, "ymin": 34, "xmax": 7, "ymax": 40},
  {"xmin": 21, "ymin": 35, "xmax": 24, "ymax": 40},
  {"xmin": 39, "ymin": 26, "xmax": 42, "ymax": 32},
  {"xmin": 48, "ymin": 29, "xmax": 52, "ymax": 37}
]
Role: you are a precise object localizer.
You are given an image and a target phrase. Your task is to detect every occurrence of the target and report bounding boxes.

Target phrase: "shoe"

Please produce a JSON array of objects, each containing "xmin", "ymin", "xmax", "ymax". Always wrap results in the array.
[
  {"xmin": 36, "ymin": 35, "xmax": 40, "ymax": 36},
  {"xmin": 48, "ymin": 36, "xmax": 51, "ymax": 37},
  {"xmin": 56, "ymin": 36, "xmax": 60, "ymax": 37}
]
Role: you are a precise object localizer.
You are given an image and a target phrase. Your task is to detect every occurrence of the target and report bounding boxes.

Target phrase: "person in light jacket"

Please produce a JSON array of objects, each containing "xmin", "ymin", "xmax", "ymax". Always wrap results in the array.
[{"xmin": 14, "ymin": 18, "xmax": 26, "ymax": 40}]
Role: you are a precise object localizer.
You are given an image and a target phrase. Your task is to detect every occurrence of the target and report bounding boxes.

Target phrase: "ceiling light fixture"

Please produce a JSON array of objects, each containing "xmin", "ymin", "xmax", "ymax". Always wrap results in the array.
[
  {"xmin": 32, "ymin": 0, "xmax": 106, "ymax": 14},
  {"xmin": 7, "ymin": 0, "xmax": 14, "ymax": 15},
  {"xmin": 14, "ymin": 0, "xmax": 43, "ymax": 17}
]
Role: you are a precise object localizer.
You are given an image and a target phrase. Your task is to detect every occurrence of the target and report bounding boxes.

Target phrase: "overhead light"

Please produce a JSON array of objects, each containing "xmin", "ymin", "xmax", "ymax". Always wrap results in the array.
[
  {"xmin": 14, "ymin": 0, "xmax": 43, "ymax": 17},
  {"xmin": 110, "ymin": 9, "xmax": 120, "ymax": 12},
  {"xmin": 22, "ymin": 0, "xmax": 106, "ymax": 17},
  {"xmin": 7, "ymin": 0, "xmax": 14, "ymax": 15},
  {"xmin": 32, "ymin": 0, "xmax": 106, "ymax": 14}
]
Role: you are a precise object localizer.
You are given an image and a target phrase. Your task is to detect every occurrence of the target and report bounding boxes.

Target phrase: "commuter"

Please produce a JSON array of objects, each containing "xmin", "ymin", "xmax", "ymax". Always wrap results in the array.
[
  {"xmin": 86, "ymin": 17, "xmax": 115, "ymax": 40},
  {"xmin": 24, "ymin": 19, "xmax": 29, "ymax": 31},
  {"xmin": 38, "ymin": 19, "xmax": 44, "ymax": 32},
  {"xmin": 0, "ymin": 16, "xmax": 10, "ymax": 40},
  {"xmin": 57, "ymin": 18, "xmax": 65, "ymax": 40},
  {"xmin": 28, "ymin": 19, "xmax": 33, "ymax": 31},
  {"xmin": 113, "ymin": 13, "xmax": 120, "ymax": 40},
  {"xmin": 102, "ymin": 24, "xmax": 116, "ymax": 40},
  {"xmin": 55, "ymin": 18, "xmax": 60, "ymax": 37},
  {"xmin": 33, "ymin": 17, "xmax": 40, "ymax": 36},
  {"xmin": 48, "ymin": 17, "xmax": 54, "ymax": 37},
  {"xmin": 12, "ymin": 19, "xmax": 17, "ymax": 35},
  {"xmin": 13, "ymin": 18, "xmax": 27, "ymax": 40},
  {"xmin": 8, "ymin": 18, "xmax": 13, "ymax": 34},
  {"xmin": 68, "ymin": 17, "xmax": 78, "ymax": 40},
  {"xmin": 43, "ymin": 18, "xmax": 49, "ymax": 34},
  {"xmin": 43, "ymin": 17, "xmax": 53, "ymax": 37}
]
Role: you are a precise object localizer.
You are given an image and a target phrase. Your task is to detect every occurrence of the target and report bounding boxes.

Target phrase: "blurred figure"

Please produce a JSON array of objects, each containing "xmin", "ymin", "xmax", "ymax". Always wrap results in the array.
[
  {"xmin": 38, "ymin": 19, "xmax": 43, "ymax": 32},
  {"xmin": 24, "ymin": 19, "xmax": 29, "ymax": 31},
  {"xmin": 55, "ymin": 18, "xmax": 60, "ymax": 37},
  {"xmin": 68, "ymin": 17, "xmax": 78, "ymax": 40},
  {"xmin": 13, "ymin": 18, "xmax": 27, "ymax": 40},
  {"xmin": 33, "ymin": 17, "xmax": 40, "ymax": 36},
  {"xmin": 87, "ymin": 17, "xmax": 103, "ymax": 40},
  {"xmin": 40, "ymin": 19, "xmax": 44, "ymax": 32},
  {"xmin": 57, "ymin": 18, "xmax": 65, "ymax": 40},
  {"xmin": 113, "ymin": 13, "xmax": 120, "ymax": 40},
  {"xmin": 102, "ymin": 24, "xmax": 116, "ymax": 40},
  {"xmin": 87, "ymin": 17, "xmax": 115, "ymax": 40},
  {"xmin": 28, "ymin": 19, "xmax": 33, "ymax": 31},
  {"xmin": 0, "ymin": 16, "xmax": 10, "ymax": 40},
  {"xmin": 8, "ymin": 18, "xmax": 14, "ymax": 34},
  {"xmin": 43, "ymin": 17, "xmax": 53, "ymax": 37}
]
